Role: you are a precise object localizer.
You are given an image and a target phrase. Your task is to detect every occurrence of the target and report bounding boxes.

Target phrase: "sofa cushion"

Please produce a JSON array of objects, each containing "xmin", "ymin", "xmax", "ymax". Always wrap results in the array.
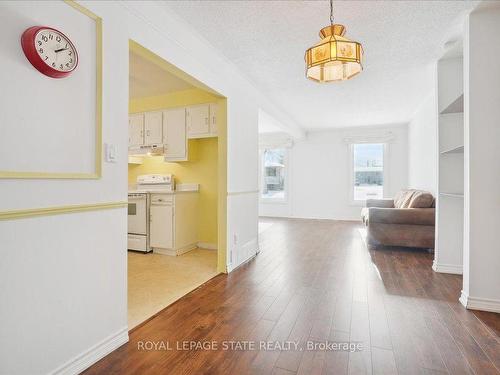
[
  {"xmin": 369, "ymin": 207, "xmax": 435, "ymax": 226},
  {"xmin": 394, "ymin": 189, "xmax": 434, "ymax": 209},
  {"xmin": 408, "ymin": 190, "xmax": 434, "ymax": 208},
  {"xmin": 394, "ymin": 189, "xmax": 415, "ymax": 208}
]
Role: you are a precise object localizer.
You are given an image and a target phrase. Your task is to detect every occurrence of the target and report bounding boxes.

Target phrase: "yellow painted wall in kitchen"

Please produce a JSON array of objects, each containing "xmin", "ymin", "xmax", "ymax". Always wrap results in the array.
[{"xmin": 128, "ymin": 89, "xmax": 220, "ymax": 247}]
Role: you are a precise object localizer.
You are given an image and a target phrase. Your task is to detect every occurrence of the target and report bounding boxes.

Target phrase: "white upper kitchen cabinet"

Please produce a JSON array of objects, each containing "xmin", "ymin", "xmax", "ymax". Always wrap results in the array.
[
  {"xmin": 187, "ymin": 104, "xmax": 210, "ymax": 137},
  {"xmin": 144, "ymin": 111, "xmax": 163, "ymax": 145},
  {"xmin": 129, "ymin": 114, "xmax": 144, "ymax": 147},
  {"xmin": 209, "ymin": 103, "xmax": 218, "ymax": 135},
  {"xmin": 163, "ymin": 108, "xmax": 188, "ymax": 161}
]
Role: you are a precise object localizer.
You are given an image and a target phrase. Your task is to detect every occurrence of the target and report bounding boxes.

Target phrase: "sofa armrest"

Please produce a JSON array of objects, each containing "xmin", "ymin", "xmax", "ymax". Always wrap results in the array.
[
  {"xmin": 366, "ymin": 199, "xmax": 394, "ymax": 208},
  {"xmin": 368, "ymin": 207, "xmax": 435, "ymax": 226}
]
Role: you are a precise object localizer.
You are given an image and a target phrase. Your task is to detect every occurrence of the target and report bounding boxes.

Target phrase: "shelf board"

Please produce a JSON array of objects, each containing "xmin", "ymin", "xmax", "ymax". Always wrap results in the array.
[
  {"xmin": 440, "ymin": 145, "xmax": 464, "ymax": 155},
  {"xmin": 439, "ymin": 192, "xmax": 464, "ymax": 198},
  {"xmin": 440, "ymin": 94, "xmax": 464, "ymax": 115}
]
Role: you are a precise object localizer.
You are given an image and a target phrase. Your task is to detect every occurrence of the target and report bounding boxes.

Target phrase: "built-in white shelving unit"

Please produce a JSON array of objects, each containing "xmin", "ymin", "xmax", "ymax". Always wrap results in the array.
[
  {"xmin": 439, "ymin": 192, "xmax": 464, "ymax": 198},
  {"xmin": 434, "ymin": 56, "xmax": 464, "ymax": 275},
  {"xmin": 440, "ymin": 93, "xmax": 464, "ymax": 114},
  {"xmin": 440, "ymin": 145, "xmax": 464, "ymax": 155}
]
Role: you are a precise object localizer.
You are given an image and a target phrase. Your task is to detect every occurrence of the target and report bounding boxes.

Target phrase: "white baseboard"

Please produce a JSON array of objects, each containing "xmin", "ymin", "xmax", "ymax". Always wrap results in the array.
[
  {"xmin": 460, "ymin": 291, "xmax": 500, "ymax": 313},
  {"xmin": 227, "ymin": 253, "xmax": 257, "ymax": 273},
  {"xmin": 153, "ymin": 243, "xmax": 197, "ymax": 256},
  {"xmin": 154, "ymin": 248, "xmax": 176, "ymax": 256},
  {"xmin": 51, "ymin": 326, "xmax": 128, "ymax": 375},
  {"xmin": 176, "ymin": 243, "xmax": 198, "ymax": 255},
  {"xmin": 432, "ymin": 260, "xmax": 463, "ymax": 274},
  {"xmin": 227, "ymin": 238, "xmax": 259, "ymax": 273},
  {"xmin": 459, "ymin": 290, "xmax": 469, "ymax": 308},
  {"xmin": 197, "ymin": 242, "xmax": 217, "ymax": 250}
]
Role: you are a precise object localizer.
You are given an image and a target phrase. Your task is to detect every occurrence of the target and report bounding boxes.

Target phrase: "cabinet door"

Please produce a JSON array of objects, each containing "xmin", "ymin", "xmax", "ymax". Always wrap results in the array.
[
  {"xmin": 144, "ymin": 111, "xmax": 163, "ymax": 145},
  {"xmin": 163, "ymin": 108, "xmax": 187, "ymax": 160},
  {"xmin": 128, "ymin": 114, "xmax": 144, "ymax": 147},
  {"xmin": 187, "ymin": 104, "xmax": 209, "ymax": 137},
  {"xmin": 209, "ymin": 103, "xmax": 218, "ymax": 135},
  {"xmin": 150, "ymin": 204, "xmax": 173, "ymax": 249}
]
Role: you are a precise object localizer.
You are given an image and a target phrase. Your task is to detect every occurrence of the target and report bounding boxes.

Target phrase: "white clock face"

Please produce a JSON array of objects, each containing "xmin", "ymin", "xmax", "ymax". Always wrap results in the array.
[{"xmin": 34, "ymin": 29, "xmax": 77, "ymax": 72}]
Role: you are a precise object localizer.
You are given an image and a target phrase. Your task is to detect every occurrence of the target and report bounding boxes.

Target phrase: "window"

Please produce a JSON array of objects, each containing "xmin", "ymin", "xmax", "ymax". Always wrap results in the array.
[
  {"xmin": 352, "ymin": 143, "xmax": 384, "ymax": 201},
  {"xmin": 261, "ymin": 148, "xmax": 286, "ymax": 200}
]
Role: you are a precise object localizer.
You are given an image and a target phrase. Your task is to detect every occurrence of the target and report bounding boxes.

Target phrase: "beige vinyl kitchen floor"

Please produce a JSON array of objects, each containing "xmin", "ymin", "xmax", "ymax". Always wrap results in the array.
[{"xmin": 128, "ymin": 248, "xmax": 218, "ymax": 329}]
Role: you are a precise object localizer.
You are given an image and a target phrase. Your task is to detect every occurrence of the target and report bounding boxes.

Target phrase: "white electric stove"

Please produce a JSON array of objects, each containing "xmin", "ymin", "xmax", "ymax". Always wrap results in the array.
[{"xmin": 127, "ymin": 174, "xmax": 175, "ymax": 252}]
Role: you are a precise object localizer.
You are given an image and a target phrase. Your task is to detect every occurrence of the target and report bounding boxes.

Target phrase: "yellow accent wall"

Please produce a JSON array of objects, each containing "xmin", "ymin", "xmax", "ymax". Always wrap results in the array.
[
  {"xmin": 129, "ymin": 88, "xmax": 218, "ymax": 113},
  {"xmin": 128, "ymin": 89, "xmax": 220, "ymax": 246}
]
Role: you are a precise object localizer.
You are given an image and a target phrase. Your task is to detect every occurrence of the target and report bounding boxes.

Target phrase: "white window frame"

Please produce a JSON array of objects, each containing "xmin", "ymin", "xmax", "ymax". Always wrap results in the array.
[
  {"xmin": 349, "ymin": 142, "xmax": 389, "ymax": 206},
  {"xmin": 259, "ymin": 147, "xmax": 289, "ymax": 204}
]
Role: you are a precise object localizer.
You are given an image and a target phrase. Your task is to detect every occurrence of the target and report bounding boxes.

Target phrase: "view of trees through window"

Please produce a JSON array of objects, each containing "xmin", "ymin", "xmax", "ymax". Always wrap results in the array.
[
  {"xmin": 353, "ymin": 143, "xmax": 384, "ymax": 200},
  {"xmin": 261, "ymin": 148, "xmax": 286, "ymax": 199}
]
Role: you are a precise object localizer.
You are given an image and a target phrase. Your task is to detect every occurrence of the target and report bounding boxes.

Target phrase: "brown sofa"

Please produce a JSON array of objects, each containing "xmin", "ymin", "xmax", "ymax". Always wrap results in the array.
[{"xmin": 361, "ymin": 189, "xmax": 435, "ymax": 249}]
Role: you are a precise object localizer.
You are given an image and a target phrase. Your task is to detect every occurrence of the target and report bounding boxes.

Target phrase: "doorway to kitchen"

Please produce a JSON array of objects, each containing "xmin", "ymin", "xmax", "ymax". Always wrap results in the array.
[{"xmin": 127, "ymin": 40, "xmax": 227, "ymax": 329}]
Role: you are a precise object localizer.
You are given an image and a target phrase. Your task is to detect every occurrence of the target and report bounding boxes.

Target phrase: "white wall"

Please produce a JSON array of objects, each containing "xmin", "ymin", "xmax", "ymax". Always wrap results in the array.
[
  {"xmin": 0, "ymin": 2, "xmax": 129, "ymax": 374},
  {"xmin": 0, "ymin": 0, "xmax": 292, "ymax": 373},
  {"xmin": 260, "ymin": 125, "xmax": 409, "ymax": 220},
  {"xmin": 462, "ymin": 5, "xmax": 500, "ymax": 312},
  {"xmin": 408, "ymin": 90, "xmax": 438, "ymax": 195}
]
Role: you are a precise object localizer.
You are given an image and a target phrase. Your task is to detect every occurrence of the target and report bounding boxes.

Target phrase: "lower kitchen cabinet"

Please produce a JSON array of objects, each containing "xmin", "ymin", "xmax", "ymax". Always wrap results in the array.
[
  {"xmin": 150, "ymin": 198, "xmax": 173, "ymax": 249},
  {"xmin": 149, "ymin": 193, "xmax": 199, "ymax": 256}
]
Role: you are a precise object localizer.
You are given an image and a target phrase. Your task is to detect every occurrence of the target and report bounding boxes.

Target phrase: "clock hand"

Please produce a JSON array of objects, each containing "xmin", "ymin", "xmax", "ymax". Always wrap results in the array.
[{"xmin": 55, "ymin": 47, "xmax": 68, "ymax": 53}]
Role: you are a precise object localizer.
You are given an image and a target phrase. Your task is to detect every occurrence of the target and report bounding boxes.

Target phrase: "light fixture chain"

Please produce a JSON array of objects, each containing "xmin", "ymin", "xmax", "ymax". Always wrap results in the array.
[{"xmin": 330, "ymin": 0, "xmax": 334, "ymax": 25}]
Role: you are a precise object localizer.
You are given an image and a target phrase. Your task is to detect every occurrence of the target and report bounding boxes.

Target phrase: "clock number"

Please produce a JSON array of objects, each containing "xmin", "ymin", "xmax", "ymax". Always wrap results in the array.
[
  {"xmin": 49, "ymin": 33, "xmax": 53, "ymax": 40},
  {"xmin": 37, "ymin": 41, "xmax": 42, "ymax": 46},
  {"xmin": 56, "ymin": 35, "xmax": 61, "ymax": 42},
  {"xmin": 52, "ymin": 62, "xmax": 56, "ymax": 67},
  {"xmin": 68, "ymin": 51, "xmax": 72, "ymax": 56},
  {"xmin": 45, "ymin": 56, "xmax": 49, "ymax": 60},
  {"xmin": 60, "ymin": 64, "xmax": 64, "ymax": 70},
  {"xmin": 39, "ymin": 48, "xmax": 43, "ymax": 53},
  {"xmin": 42, "ymin": 35, "xmax": 48, "ymax": 42},
  {"xmin": 69, "ymin": 58, "xmax": 73, "ymax": 63}
]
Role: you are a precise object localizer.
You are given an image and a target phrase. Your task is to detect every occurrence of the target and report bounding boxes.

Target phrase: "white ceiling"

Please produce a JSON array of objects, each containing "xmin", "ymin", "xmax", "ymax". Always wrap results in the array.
[
  {"xmin": 164, "ymin": 0, "xmax": 477, "ymax": 130},
  {"xmin": 129, "ymin": 50, "xmax": 194, "ymax": 99},
  {"xmin": 259, "ymin": 109, "xmax": 287, "ymax": 133}
]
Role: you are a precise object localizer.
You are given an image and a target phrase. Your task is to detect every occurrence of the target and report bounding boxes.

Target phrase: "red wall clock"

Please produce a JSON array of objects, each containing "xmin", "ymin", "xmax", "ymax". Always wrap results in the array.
[{"xmin": 21, "ymin": 26, "xmax": 78, "ymax": 79}]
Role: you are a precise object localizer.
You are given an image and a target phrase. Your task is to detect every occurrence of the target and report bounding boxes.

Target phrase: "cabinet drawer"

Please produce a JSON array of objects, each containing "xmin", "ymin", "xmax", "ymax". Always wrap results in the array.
[
  {"xmin": 127, "ymin": 234, "xmax": 147, "ymax": 252},
  {"xmin": 151, "ymin": 194, "xmax": 174, "ymax": 205}
]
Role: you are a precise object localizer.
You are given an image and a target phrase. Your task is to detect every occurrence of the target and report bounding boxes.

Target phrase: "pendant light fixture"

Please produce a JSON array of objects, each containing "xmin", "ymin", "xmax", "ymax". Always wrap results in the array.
[{"xmin": 305, "ymin": 0, "xmax": 363, "ymax": 82}]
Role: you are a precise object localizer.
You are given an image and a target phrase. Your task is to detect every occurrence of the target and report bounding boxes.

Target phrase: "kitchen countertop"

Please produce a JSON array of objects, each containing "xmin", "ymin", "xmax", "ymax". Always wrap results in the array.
[{"xmin": 128, "ymin": 183, "xmax": 199, "ymax": 195}]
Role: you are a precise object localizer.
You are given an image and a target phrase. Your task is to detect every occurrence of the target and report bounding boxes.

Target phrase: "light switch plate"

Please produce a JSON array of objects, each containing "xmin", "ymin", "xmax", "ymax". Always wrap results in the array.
[{"xmin": 104, "ymin": 143, "xmax": 117, "ymax": 163}]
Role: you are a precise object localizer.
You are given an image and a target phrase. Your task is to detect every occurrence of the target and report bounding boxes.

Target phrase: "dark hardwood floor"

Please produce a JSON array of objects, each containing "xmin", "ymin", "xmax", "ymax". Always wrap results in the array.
[{"xmin": 84, "ymin": 218, "xmax": 500, "ymax": 375}]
